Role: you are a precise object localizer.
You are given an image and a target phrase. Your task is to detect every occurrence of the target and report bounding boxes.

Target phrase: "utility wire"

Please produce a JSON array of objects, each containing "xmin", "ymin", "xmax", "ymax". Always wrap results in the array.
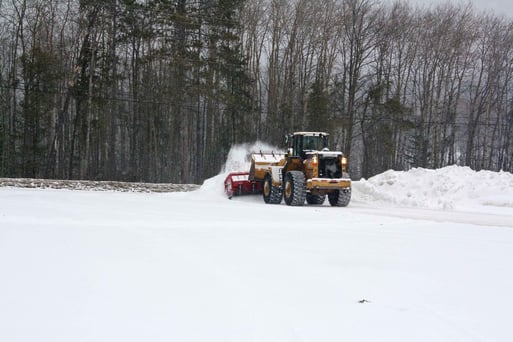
[{"xmin": 1, "ymin": 84, "xmax": 510, "ymax": 128}]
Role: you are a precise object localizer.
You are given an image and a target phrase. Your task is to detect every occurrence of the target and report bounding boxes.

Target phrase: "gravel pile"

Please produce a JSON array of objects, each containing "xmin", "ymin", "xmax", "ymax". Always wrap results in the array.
[{"xmin": 0, "ymin": 178, "xmax": 199, "ymax": 193}]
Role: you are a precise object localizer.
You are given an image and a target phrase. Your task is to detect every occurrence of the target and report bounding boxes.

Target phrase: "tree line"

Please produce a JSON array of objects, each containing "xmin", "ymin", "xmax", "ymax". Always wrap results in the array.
[{"xmin": 1, "ymin": 0, "xmax": 512, "ymax": 184}]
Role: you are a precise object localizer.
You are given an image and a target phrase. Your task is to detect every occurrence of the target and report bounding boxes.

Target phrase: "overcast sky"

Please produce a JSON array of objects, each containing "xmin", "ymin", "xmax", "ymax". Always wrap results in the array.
[{"xmin": 385, "ymin": 0, "xmax": 513, "ymax": 17}]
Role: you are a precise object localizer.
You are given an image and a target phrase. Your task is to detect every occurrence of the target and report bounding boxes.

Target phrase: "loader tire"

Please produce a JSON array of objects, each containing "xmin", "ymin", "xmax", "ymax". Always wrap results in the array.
[
  {"xmin": 283, "ymin": 171, "xmax": 306, "ymax": 206},
  {"xmin": 306, "ymin": 193, "xmax": 326, "ymax": 205},
  {"xmin": 263, "ymin": 173, "xmax": 282, "ymax": 204},
  {"xmin": 328, "ymin": 188, "xmax": 351, "ymax": 207}
]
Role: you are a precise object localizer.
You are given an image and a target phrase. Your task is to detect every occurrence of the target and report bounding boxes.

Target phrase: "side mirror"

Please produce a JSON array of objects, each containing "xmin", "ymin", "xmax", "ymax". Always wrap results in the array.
[{"xmin": 284, "ymin": 133, "xmax": 293, "ymax": 146}]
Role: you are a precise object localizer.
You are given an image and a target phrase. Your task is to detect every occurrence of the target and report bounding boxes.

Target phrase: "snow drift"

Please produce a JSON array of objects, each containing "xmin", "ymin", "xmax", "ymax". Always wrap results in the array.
[{"xmin": 354, "ymin": 165, "xmax": 513, "ymax": 210}]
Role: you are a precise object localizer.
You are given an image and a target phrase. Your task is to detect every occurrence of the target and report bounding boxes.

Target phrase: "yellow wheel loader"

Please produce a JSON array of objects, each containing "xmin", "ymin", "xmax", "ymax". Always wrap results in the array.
[{"xmin": 245, "ymin": 132, "xmax": 351, "ymax": 206}]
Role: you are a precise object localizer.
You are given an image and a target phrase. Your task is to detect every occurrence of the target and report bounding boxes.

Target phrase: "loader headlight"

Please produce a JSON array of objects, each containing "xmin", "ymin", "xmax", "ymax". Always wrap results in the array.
[
  {"xmin": 341, "ymin": 156, "xmax": 348, "ymax": 170},
  {"xmin": 312, "ymin": 155, "xmax": 318, "ymax": 166}
]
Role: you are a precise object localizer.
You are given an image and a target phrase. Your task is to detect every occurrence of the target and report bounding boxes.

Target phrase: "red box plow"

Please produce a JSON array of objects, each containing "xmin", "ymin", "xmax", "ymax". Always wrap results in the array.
[{"xmin": 224, "ymin": 172, "xmax": 263, "ymax": 199}]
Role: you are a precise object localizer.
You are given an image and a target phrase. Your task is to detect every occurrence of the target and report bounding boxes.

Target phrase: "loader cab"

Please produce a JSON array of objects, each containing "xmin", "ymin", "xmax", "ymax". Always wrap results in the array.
[{"xmin": 287, "ymin": 132, "xmax": 329, "ymax": 158}]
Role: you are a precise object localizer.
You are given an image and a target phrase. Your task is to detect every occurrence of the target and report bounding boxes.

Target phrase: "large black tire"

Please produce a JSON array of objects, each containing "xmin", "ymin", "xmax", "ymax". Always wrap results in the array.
[
  {"xmin": 306, "ymin": 193, "xmax": 326, "ymax": 205},
  {"xmin": 263, "ymin": 173, "xmax": 282, "ymax": 204},
  {"xmin": 283, "ymin": 171, "xmax": 306, "ymax": 206},
  {"xmin": 328, "ymin": 188, "xmax": 351, "ymax": 207}
]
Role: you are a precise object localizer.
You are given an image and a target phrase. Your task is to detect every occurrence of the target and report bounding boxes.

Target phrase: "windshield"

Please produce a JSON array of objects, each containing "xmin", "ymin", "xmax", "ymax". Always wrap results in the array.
[
  {"xmin": 303, "ymin": 135, "xmax": 328, "ymax": 150},
  {"xmin": 292, "ymin": 134, "xmax": 329, "ymax": 156}
]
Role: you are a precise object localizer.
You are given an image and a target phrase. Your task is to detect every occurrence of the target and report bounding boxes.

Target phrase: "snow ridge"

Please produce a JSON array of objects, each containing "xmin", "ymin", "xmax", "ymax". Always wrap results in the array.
[{"xmin": 353, "ymin": 165, "xmax": 513, "ymax": 210}]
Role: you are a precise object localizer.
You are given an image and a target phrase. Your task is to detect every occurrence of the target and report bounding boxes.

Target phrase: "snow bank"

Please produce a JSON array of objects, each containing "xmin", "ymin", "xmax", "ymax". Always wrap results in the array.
[{"xmin": 353, "ymin": 165, "xmax": 513, "ymax": 210}]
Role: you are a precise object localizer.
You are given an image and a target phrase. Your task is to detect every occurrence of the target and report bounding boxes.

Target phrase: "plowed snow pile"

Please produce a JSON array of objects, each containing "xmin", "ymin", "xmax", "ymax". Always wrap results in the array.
[{"xmin": 353, "ymin": 165, "xmax": 513, "ymax": 210}]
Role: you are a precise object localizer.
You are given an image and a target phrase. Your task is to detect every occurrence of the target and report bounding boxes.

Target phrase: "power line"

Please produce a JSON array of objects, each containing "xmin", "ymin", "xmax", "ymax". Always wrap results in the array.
[{"xmin": 1, "ymin": 83, "xmax": 511, "ymax": 129}]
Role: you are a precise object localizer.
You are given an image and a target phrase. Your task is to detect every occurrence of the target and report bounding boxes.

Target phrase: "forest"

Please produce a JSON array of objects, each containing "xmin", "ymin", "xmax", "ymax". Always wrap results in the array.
[{"xmin": 1, "ymin": 0, "xmax": 512, "ymax": 184}]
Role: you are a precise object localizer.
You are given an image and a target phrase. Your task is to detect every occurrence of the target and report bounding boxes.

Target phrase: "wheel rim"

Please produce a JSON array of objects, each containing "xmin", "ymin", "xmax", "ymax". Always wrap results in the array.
[
  {"xmin": 264, "ymin": 177, "xmax": 273, "ymax": 197},
  {"xmin": 284, "ymin": 180, "xmax": 292, "ymax": 198}
]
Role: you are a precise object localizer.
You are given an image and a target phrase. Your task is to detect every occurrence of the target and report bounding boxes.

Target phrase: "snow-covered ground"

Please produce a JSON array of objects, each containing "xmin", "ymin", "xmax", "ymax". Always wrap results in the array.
[{"xmin": 1, "ymin": 144, "xmax": 513, "ymax": 342}]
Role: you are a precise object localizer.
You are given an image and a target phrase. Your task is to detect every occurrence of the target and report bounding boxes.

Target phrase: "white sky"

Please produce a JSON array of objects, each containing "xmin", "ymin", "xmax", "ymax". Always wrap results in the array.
[{"xmin": 386, "ymin": 0, "xmax": 513, "ymax": 17}]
